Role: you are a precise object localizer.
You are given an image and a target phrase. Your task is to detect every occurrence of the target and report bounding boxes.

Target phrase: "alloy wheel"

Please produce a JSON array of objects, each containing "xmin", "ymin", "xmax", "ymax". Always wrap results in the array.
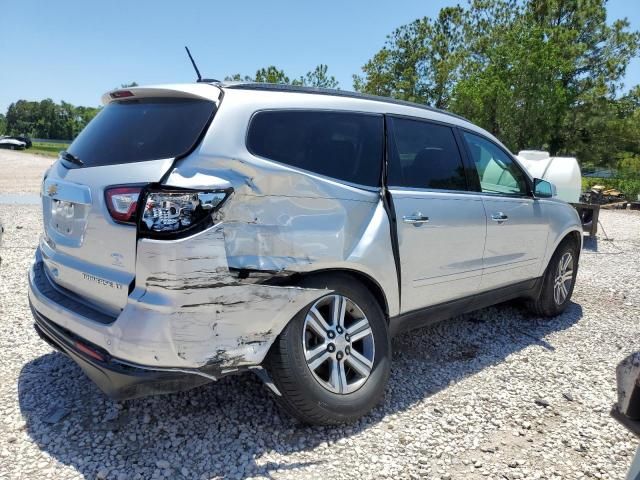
[
  {"xmin": 302, "ymin": 294, "xmax": 375, "ymax": 394},
  {"xmin": 553, "ymin": 252, "xmax": 574, "ymax": 305}
]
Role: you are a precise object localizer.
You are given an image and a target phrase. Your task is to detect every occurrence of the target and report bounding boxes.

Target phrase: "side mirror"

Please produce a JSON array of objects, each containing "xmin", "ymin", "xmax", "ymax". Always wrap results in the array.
[{"xmin": 533, "ymin": 178, "xmax": 556, "ymax": 198}]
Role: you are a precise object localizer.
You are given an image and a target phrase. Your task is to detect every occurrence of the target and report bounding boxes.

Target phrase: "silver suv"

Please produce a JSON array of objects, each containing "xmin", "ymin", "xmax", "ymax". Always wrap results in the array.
[{"xmin": 28, "ymin": 83, "xmax": 582, "ymax": 425}]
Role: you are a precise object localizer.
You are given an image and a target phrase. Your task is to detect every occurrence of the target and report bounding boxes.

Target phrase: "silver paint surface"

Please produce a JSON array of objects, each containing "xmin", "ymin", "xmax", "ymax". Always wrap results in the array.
[{"xmin": 28, "ymin": 83, "xmax": 583, "ymax": 374}]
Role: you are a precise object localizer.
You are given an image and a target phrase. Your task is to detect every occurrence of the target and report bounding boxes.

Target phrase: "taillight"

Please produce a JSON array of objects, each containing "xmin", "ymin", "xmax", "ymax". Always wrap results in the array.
[
  {"xmin": 105, "ymin": 187, "xmax": 142, "ymax": 224},
  {"xmin": 140, "ymin": 188, "xmax": 229, "ymax": 238}
]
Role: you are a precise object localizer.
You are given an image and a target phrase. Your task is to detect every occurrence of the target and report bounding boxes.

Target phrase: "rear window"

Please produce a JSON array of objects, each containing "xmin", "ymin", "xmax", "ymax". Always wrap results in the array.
[
  {"xmin": 67, "ymin": 98, "xmax": 215, "ymax": 167},
  {"xmin": 247, "ymin": 110, "xmax": 383, "ymax": 187},
  {"xmin": 388, "ymin": 117, "xmax": 467, "ymax": 191}
]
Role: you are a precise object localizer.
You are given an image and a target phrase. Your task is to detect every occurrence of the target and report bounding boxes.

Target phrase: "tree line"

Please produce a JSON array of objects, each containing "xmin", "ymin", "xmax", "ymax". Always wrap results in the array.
[
  {"xmin": 354, "ymin": 0, "xmax": 640, "ymax": 173},
  {"xmin": 0, "ymin": 83, "xmax": 137, "ymax": 141},
  {"xmin": 1, "ymin": 0, "xmax": 638, "ymax": 172},
  {"xmin": 0, "ymin": 100, "xmax": 100, "ymax": 141}
]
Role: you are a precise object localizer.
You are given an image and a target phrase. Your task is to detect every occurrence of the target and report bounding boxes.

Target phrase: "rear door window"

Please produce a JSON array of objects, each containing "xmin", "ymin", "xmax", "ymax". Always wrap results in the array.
[
  {"xmin": 388, "ymin": 117, "xmax": 468, "ymax": 191},
  {"xmin": 67, "ymin": 98, "xmax": 215, "ymax": 167},
  {"xmin": 247, "ymin": 110, "xmax": 384, "ymax": 187}
]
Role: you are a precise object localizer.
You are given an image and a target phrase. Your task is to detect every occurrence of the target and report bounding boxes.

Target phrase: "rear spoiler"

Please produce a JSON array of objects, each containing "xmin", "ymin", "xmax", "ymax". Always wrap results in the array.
[{"xmin": 101, "ymin": 84, "xmax": 222, "ymax": 106}]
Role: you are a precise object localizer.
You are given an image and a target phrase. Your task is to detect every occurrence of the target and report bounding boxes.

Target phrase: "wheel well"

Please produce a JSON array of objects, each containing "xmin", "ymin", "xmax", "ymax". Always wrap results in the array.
[
  {"xmin": 294, "ymin": 269, "xmax": 389, "ymax": 319},
  {"xmin": 559, "ymin": 230, "xmax": 582, "ymax": 258}
]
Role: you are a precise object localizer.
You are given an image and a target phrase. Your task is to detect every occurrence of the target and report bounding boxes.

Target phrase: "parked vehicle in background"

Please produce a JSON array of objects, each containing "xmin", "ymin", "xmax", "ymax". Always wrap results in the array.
[
  {"xmin": 0, "ymin": 137, "xmax": 27, "ymax": 150},
  {"xmin": 28, "ymin": 82, "xmax": 583, "ymax": 425},
  {"xmin": 3, "ymin": 135, "xmax": 33, "ymax": 148}
]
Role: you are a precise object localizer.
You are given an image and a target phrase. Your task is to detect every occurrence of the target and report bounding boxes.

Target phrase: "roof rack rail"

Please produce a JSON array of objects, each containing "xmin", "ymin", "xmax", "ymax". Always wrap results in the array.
[{"xmin": 219, "ymin": 82, "xmax": 470, "ymax": 123}]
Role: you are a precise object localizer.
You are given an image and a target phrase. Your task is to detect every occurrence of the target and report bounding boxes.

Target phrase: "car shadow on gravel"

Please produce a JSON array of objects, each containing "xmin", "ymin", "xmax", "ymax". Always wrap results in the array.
[{"xmin": 18, "ymin": 301, "xmax": 582, "ymax": 479}]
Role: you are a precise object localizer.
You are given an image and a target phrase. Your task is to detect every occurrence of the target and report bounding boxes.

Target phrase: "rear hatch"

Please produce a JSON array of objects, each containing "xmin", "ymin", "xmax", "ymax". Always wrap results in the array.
[{"xmin": 40, "ymin": 85, "xmax": 220, "ymax": 316}]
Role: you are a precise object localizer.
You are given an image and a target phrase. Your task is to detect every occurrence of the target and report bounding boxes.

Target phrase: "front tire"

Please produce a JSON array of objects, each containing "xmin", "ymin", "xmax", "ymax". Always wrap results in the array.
[
  {"xmin": 266, "ymin": 274, "xmax": 391, "ymax": 425},
  {"xmin": 527, "ymin": 239, "xmax": 579, "ymax": 317}
]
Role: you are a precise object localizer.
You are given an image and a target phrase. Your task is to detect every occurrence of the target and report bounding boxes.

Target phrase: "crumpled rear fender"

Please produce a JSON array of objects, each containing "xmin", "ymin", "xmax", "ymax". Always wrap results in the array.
[{"xmin": 129, "ymin": 160, "xmax": 399, "ymax": 369}]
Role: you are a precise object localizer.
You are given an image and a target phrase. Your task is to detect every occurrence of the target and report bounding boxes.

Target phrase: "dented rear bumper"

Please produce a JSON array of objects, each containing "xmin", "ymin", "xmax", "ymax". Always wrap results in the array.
[
  {"xmin": 28, "ymin": 224, "xmax": 328, "ymax": 378},
  {"xmin": 31, "ymin": 307, "xmax": 214, "ymax": 399}
]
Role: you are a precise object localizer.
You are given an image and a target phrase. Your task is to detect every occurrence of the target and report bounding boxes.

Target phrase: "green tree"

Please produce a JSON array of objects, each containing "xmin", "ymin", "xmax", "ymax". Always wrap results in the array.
[
  {"xmin": 225, "ymin": 65, "xmax": 339, "ymax": 88},
  {"xmin": 354, "ymin": 6, "xmax": 465, "ymax": 107},
  {"xmin": 223, "ymin": 73, "xmax": 253, "ymax": 82},
  {"xmin": 295, "ymin": 65, "xmax": 339, "ymax": 89},
  {"xmin": 224, "ymin": 67, "xmax": 289, "ymax": 83},
  {"xmin": 6, "ymin": 100, "xmax": 39, "ymax": 136},
  {"xmin": 354, "ymin": 0, "xmax": 640, "ymax": 168},
  {"xmin": 4, "ymin": 99, "xmax": 100, "ymax": 140},
  {"xmin": 454, "ymin": 0, "xmax": 640, "ymax": 155},
  {"xmin": 0, "ymin": 114, "xmax": 6, "ymax": 135},
  {"xmin": 253, "ymin": 66, "xmax": 291, "ymax": 84}
]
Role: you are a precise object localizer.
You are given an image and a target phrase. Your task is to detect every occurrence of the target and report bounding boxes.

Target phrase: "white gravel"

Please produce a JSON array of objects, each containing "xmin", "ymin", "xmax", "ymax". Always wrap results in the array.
[{"xmin": 0, "ymin": 203, "xmax": 639, "ymax": 480}]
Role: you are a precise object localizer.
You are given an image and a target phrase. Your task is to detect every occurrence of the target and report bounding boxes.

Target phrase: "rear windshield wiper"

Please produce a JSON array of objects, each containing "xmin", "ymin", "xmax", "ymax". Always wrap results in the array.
[{"xmin": 60, "ymin": 150, "xmax": 84, "ymax": 167}]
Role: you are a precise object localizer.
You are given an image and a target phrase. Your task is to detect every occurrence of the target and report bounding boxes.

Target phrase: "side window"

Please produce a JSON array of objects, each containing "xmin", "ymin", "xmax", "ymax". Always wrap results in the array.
[
  {"xmin": 462, "ymin": 131, "xmax": 528, "ymax": 196},
  {"xmin": 247, "ymin": 110, "xmax": 383, "ymax": 187},
  {"xmin": 388, "ymin": 117, "xmax": 467, "ymax": 191}
]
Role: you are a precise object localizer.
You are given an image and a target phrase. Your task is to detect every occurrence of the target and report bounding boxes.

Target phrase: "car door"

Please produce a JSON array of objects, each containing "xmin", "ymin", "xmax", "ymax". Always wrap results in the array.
[
  {"xmin": 460, "ymin": 131, "xmax": 549, "ymax": 290},
  {"xmin": 387, "ymin": 116, "xmax": 487, "ymax": 314}
]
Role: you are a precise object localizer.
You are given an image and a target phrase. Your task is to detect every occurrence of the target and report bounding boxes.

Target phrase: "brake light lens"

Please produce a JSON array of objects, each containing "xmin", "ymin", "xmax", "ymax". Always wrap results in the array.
[
  {"xmin": 110, "ymin": 90, "xmax": 134, "ymax": 99},
  {"xmin": 140, "ymin": 189, "xmax": 229, "ymax": 236},
  {"xmin": 105, "ymin": 187, "xmax": 141, "ymax": 224}
]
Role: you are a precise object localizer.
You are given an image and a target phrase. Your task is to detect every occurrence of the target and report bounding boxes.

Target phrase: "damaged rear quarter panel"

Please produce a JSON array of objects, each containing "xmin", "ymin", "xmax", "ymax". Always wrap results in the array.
[
  {"xmin": 132, "ymin": 226, "xmax": 328, "ymax": 369},
  {"xmin": 129, "ymin": 90, "xmax": 400, "ymax": 369}
]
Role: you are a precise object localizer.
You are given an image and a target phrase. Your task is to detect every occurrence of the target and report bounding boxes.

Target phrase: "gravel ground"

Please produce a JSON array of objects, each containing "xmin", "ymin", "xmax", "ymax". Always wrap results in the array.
[
  {"xmin": 0, "ymin": 199, "xmax": 639, "ymax": 479},
  {"xmin": 0, "ymin": 151, "xmax": 53, "ymax": 194}
]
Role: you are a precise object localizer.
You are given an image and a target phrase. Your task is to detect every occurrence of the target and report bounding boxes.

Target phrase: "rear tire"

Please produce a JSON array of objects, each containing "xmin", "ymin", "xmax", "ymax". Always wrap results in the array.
[
  {"xmin": 527, "ymin": 239, "xmax": 579, "ymax": 317},
  {"xmin": 266, "ymin": 273, "xmax": 391, "ymax": 425}
]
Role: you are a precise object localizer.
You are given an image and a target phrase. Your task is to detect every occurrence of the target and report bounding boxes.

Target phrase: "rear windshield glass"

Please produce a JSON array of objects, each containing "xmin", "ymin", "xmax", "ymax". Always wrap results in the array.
[
  {"xmin": 66, "ymin": 98, "xmax": 215, "ymax": 167},
  {"xmin": 247, "ymin": 110, "xmax": 383, "ymax": 187}
]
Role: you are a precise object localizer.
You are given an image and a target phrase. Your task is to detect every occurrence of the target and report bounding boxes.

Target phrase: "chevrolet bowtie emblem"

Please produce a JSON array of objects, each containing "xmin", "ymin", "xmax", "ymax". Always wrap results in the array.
[{"xmin": 47, "ymin": 184, "xmax": 58, "ymax": 197}]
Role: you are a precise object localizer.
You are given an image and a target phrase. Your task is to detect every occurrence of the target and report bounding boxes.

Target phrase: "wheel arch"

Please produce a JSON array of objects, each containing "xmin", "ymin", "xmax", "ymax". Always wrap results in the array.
[
  {"xmin": 555, "ymin": 228, "xmax": 582, "ymax": 256},
  {"xmin": 545, "ymin": 227, "xmax": 582, "ymax": 271},
  {"xmin": 292, "ymin": 268, "xmax": 390, "ymax": 320}
]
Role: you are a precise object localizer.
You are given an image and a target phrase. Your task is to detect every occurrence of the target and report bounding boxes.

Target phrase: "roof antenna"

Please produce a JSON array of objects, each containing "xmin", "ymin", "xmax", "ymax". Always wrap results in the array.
[{"xmin": 184, "ymin": 46, "xmax": 218, "ymax": 83}]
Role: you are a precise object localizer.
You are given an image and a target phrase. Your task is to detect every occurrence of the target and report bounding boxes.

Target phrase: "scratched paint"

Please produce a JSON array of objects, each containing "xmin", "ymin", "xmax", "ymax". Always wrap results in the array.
[{"xmin": 119, "ymin": 157, "xmax": 399, "ymax": 369}]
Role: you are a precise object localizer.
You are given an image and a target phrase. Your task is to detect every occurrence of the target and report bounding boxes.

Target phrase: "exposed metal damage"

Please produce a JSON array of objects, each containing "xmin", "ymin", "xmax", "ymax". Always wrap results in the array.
[
  {"xmin": 134, "ymin": 225, "xmax": 329, "ymax": 369},
  {"xmin": 117, "ymin": 154, "xmax": 399, "ymax": 370}
]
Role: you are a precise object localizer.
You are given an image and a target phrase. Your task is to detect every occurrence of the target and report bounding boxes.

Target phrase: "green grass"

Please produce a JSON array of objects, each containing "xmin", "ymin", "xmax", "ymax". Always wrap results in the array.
[{"xmin": 27, "ymin": 142, "xmax": 70, "ymax": 157}]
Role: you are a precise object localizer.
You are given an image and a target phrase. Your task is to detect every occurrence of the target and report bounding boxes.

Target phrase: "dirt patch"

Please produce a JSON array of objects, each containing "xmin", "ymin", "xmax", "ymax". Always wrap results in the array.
[{"xmin": 0, "ymin": 150, "xmax": 54, "ymax": 194}]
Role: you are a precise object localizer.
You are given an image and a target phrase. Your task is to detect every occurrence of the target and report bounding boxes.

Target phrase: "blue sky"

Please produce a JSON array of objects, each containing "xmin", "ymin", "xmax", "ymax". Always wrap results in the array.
[{"xmin": 1, "ymin": 0, "xmax": 638, "ymax": 113}]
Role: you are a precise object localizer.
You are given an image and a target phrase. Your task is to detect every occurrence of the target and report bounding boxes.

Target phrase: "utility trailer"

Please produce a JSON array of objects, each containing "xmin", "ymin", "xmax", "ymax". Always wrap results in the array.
[{"xmin": 570, "ymin": 202, "xmax": 600, "ymax": 236}]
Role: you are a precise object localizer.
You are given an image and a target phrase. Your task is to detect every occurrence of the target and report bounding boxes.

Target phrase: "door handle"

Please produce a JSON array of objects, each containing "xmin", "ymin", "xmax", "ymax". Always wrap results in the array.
[
  {"xmin": 403, "ymin": 212, "xmax": 430, "ymax": 225},
  {"xmin": 491, "ymin": 212, "xmax": 509, "ymax": 222}
]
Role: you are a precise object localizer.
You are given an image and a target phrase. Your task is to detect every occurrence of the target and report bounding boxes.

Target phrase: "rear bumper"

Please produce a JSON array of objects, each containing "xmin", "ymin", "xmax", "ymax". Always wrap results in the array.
[
  {"xmin": 31, "ymin": 303, "xmax": 216, "ymax": 400},
  {"xmin": 28, "ymin": 224, "xmax": 327, "ymax": 394}
]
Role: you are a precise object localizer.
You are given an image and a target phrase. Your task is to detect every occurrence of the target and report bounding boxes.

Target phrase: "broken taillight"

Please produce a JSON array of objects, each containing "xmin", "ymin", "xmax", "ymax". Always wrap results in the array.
[
  {"xmin": 105, "ymin": 186, "xmax": 142, "ymax": 224},
  {"xmin": 139, "ymin": 189, "xmax": 229, "ymax": 238},
  {"xmin": 105, "ymin": 185, "xmax": 230, "ymax": 237}
]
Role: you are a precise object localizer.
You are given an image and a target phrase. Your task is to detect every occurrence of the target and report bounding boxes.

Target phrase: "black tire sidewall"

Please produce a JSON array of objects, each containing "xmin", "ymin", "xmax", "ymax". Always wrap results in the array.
[
  {"xmin": 273, "ymin": 274, "xmax": 391, "ymax": 421},
  {"xmin": 541, "ymin": 240, "xmax": 579, "ymax": 314}
]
